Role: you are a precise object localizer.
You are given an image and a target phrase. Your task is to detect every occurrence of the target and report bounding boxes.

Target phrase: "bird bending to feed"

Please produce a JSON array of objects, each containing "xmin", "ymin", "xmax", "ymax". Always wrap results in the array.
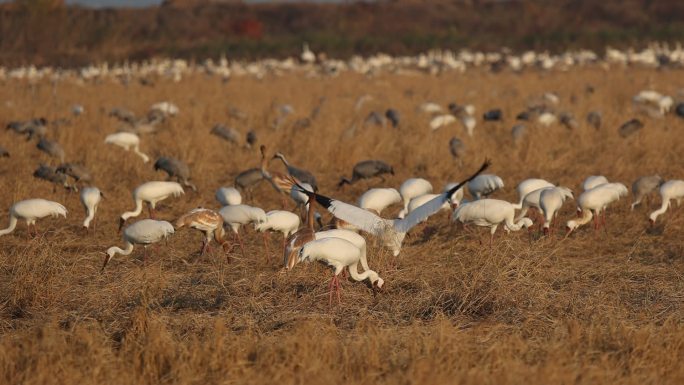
[
  {"xmin": 453, "ymin": 199, "xmax": 533, "ymax": 246},
  {"xmin": 338, "ymin": 160, "xmax": 394, "ymax": 188},
  {"xmin": 119, "ymin": 181, "xmax": 185, "ymax": 230},
  {"xmin": 33, "ymin": 164, "xmax": 72, "ymax": 191},
  {"xmin": 104, "ymin": 132, "xmax": 149, "ymax": 163},
  {"xmin": 219, "ymin": 204, "xmax": 267, "ymax": 256},
  {"xmin": 80, "ymin": 187, "xmax": 103, "ymax": 229},
  {"xmin": 539, "ymin": 187, "xmax": 574, "ymax": 234},
  {"xmin": 649, "ymin": 180, "xmax": 684, "ymax": 224},
  {"xmin": 56, "ymin": 163, "xmax": 92, "ymax": 188},
  {"xmin": 175, "ymin": 208, "xmax": 230, "ymax": 257},
  {"xmin": 234, "ymin": 168, "xmax": 264, "ymax": 198},
  {"xmin": 215, "ymin": 187, "xmax": 242, "ymax": 206},
  {"xmin": 0, "ymin": 199, "xmax": 67, "ymax": 238},
  {"xmin": 358, "ymin": 188, "xmax": 402, "ymax": 215},
  {"xmin": 295, "ymin": 160, "xmax": 490, "ymax": 256},
  {"xmin": 398, "ymin": 178, "xmax": 433, "ymax": 218},
  {"xmin": 566, "ymin": 183, "xmax": 627, "ymax": 234},
  {"xmin": 582, "ymin": 175, "xmax": 609, "ymax": 191},
  {"xmin": 467, "ymin": 174, "xmax": 504, "ymax": 200},
  {"xmin": 103, "ymin": 219, "xmax": 175, "ymax": 271},
  {"xmin": 513, "ymin": 178, "xmax": 555, "ymax": 209},
  {"xmin": 255, "ymin": 210, "xmax": 301, "ymax": 257},
  {"xmin": 272, "ymin": 151, "xmax": 317, "ymax": 190},
  {"xmin": 36, "ymin": 138, "xmax": 65, "ymax": 162},
  {"xmin": 298, "ymin": 237, "xmax": 384, "ymax": 305},
  {"xmin": 153, "ymin": 157, "xmax": 197, "ymax": 192},
  {"xmin": 631, "ymin": 175, "xmax": 664, "ymax": 210}
]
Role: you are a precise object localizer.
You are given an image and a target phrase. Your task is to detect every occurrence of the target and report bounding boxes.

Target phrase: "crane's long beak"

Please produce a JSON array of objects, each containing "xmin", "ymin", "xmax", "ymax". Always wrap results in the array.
[
  {"xmin": 101, "ymin": 253, "xmax": 111, "ymax": 273},
  {"xmin": 118, "ymin": 217, "xmax": 125, "ymax": 232},
  {"xmin": 564, "ymin": 226, "xmax": 573, "ymax": 239}
]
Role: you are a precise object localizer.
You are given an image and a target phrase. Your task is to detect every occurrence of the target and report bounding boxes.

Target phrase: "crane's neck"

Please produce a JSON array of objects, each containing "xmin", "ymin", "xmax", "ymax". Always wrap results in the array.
[
  {"xmin": 83, "ymin": 206, "xmax": 96, "ymax": 228},
  {"xmin": 0, "ymin": 215, "xmax": 18, "ymax": 236},
  {"xmin": 650, "ymin": 198, "xmax": 670, "ymax": 221},
  {"xmin": 276, "ymin": 154, "xmax": 290, "ymax": 167},
  {"xmin": 121, "ymin": 199, "xmax": 143, "ymax": 221},
  {"xmin": 306, "ymin": 199, "xmax": 315, "ymax": 231},
  {"xmin": 576, "ymin": 209, "xmax": 594, "ymax": 227},
  {"xmin": 107, "ymin": 241, "xmax": 134, "ymax": 258},
  {"xmin": 347, "ymin": 261, "xmax": 380, "ymax": 284},
  {"xmin": 134, "ymin": 147, "xmax": 149, "ymax": 163}
]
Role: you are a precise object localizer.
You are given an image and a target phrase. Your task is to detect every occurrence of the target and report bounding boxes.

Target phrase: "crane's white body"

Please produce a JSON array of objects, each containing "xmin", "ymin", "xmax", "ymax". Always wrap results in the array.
[
  {"xmin": 80, "ymin": 187, "xmax": 102, "ymax": 228},
  {"xmin": 430, "ymin": 114, "xmax": 456, "ymax": 130},
  {"xmin": 255, "ymin": 210, "xmax": 301, "ymax": 239},
  {"xmin": 298, "ymin": 237, "xmax": 383, "ymax": 288},
  {"xmin": 467, "ymin": 174, "xmax": 504, "ymax": 199},
  {"xmin": 443, "ymin": 183, "xmax": 465, "ymax": 207},
  {"xmin": 539, "ymin": 187, "xmax": 574, "ymax": 233},
  {"xmin": 513, "ymin": 178, "xmax": 554, "ymax": 209},
  {"xmin": 121, "ymin": 181, "xmax": 185, "ymax": 221},
  {"xmin": 567, "ymin": 183, "xmax": 628, "ymax": 232},
  {"xmin": 104, "ymin": 132, "xmax": 149, "ymax": 163},
  {"xmin": 582, "ymin": 175, "xmax": 609, "ymax": 191},
  {"xmin": 0, "ymin": 199, "xmax": 67, "ymax": 236},
  {"xmin": 219, "ymin": 204, "xmax": 267, "ymax": 233},
  {"xmin": 104, "ymin": 219, "xmax": 174, "ymax": 268},
  {"xmin": 215, "ymin": 187, "xmax": 242, "ymax": 206},
  {"xmin": 314, "ymin": 229, "xmax": 369, "ymax": 271},
  {"xmin": 649, "ymin": 180, "xmax": 684, "ymax": 223},
  {"xmin": 453, "ymin": 199, "xmax": 533, "ymax": 237},
  {"xmin": 398, "ymin": 178, "xmax": 433, "ymax": 218},
  {"xmin": 358, "ymin": 188, "xmax": 401, "ymax": 215}
]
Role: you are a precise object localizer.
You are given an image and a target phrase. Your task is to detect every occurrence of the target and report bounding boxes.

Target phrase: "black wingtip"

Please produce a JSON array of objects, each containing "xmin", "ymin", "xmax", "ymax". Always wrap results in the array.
[{"xmin": 447, "ymin": 158, "xmax": 491, "ymax": 198}]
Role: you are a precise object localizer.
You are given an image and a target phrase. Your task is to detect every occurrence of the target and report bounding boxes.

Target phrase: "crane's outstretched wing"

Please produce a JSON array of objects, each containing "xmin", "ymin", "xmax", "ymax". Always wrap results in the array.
[
  {"xmin": 292, "ymin": 178, "xmax": 386, "ymax": 236},
  {"xmin": 395, "ymin": 159, "xmax": 491, "ymax": 233}
]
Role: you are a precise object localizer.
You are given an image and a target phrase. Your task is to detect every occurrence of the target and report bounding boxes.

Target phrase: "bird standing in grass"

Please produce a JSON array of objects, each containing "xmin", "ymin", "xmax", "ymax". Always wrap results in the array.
[
  {"xmin": 154, "ymin": 157, "xmax": 197, "ymax": 192},
  {"xmin": 175, "ymin": 208, "xmax": 230, "ymax": 257},
  {"xmin": 80, "ymin": 187, "xmax": 103, "ymax": 230},
  {"xmin": 0, "ymin": 199, "xmax": 67, "ymax": 238},
  {"xmin": 453, "ymin": 199, "xmax": 533, "ymax": 247},
  {"xmin": 649, "ymin": 180, "xmax": 684, "ymax": 224},
  {"xmin": 119, "ymin": 181, "xmax": 185, "ymax": 230},
  {"xmin": 105, "ymin": 132, "xmax": 149, "ymax": 163},
  {"xmin": 103, "ymin": 219, "xmax": 175, "ymax": 271}
]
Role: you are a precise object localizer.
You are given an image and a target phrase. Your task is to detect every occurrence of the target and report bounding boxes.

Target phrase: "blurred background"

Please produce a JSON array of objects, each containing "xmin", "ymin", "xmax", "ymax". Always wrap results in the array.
[{"xmin": 1, "ymin": 0, "xmax": 683, "ymax": 67}]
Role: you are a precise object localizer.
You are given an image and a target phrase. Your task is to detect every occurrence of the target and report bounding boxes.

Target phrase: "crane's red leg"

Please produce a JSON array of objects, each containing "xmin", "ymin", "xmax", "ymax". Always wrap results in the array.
[
  {"xmin": 236, "ymin": 232, "xmax": 246, "ymax": 258},
  {"xmin": 262, "ymin": 232, "xmax": 270, "ymax": 258}
]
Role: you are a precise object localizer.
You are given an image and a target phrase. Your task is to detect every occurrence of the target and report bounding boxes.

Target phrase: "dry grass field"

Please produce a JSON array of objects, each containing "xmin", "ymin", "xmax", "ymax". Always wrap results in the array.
[{"xmin": 0, "ymin": 66, "xmax": 683, "ymax": 384}]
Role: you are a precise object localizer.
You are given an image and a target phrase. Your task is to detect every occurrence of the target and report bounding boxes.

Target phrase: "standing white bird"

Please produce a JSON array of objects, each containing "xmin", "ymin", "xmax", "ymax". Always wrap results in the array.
[
  {"xmin": 301, "ymin": 43, "xmax": 316, "ymax": 64},
  {"xmin": 398, "ymin": 178, "xmax": 433, "ymax": 218},
  {"xmin": 358, "ymin": 188, "xmax": 402, "ymax": 215},
  {"xmin": 119, "ymin": 181, "xmax": 185, "ymax": 230},
  {"xmin": 0, "ymin": 199, "xmax": 67, "ymax": 237},
  {"xmin": 175, "ymin": 208, "xmax": 229, "ymax": 257},
  {"xmin": 255, "ymin": 210, "xmax": 301, "ymax": 257},
  {"xmin": 215, "ymin": 187, "xmax": 242, "ymax": 206},
  {"xmin": 566, "ymin": 183, "xmax": 628, "ymax": 234},
  {"xmin": 80, "ymin": 187, "xmax": 103, "ymax": 230},
  {"xmin": 104, "ymin": 132, "xmax": 149, "ymax": 163},
  {"xmin": 103, "ymin": 219, "xmax": 175, "ymax": 271},
  {"xmin": 513, "ymin": 178, "xmax": 554, "ymax": 209},
  {"xmin": 443, "ymin": 182, "xmax": 465, "ymax": 208},
  {"xmin": 648, "ymin": 180, "xmax": 684, "ymax": 224},
  {"xmin": 429, "ymin": 114, "xmax": 456, "ymax": 130},
  {"xmin": 467, "ymin": 174, "xmax": 504, "ymax": 200},
  {"xmin": 582, "ymin": 175, "xmax": 609, "ymax": 191},
  {"xmin": 298, "ymin": 237, "xmax": 384, "ymax": 305},
  {"xmin": 452, "ymin": 199, "xmax": 533, "ymax": 246},
  {"xmin": 539, "ymin": 187, "xmax": 574, "ymax": 235},
  {"xmin": 219, "ymin": 204, "xmax": 267, "ymax": 256},
  {"xmin": 296, "ymin": 161, "xmax": 489, "ymax": 256}
]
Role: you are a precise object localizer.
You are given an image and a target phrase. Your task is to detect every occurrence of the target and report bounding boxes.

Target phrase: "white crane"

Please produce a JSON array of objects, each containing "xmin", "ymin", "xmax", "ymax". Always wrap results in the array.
[
  {"xmin": 219, "ymin": 204, "xmax": 267, "ymax": 256},
  {"xmin": 397, "ymin": 178, "xmax": 433, "ymax": 218},
  {"xmin": 254, "ymin": 210, "xmax": 301, "ymax": 257},
  {"xmin": 443, "ymin": 182, "xmax": 465, "ymax": 208},
  {"xmin": 301, "ymin": 43, "xmax": 316, "ymax": 64},
  {"xmin": 119, "ymin": 181, "xmax": 185, "ymax": 230},
  {"xmin": 649, "ymin": 180, "xmax": 684, "ymax": 224},
  {"xmin": 80, "ymin": 187, "xmax": 103, "ymax": 230},
  {"xmin": 515, "ymin": 186, "xmax": 572, "ymax": 222},
  {"xmin": 513, "ymin": 178, "xmax": 554, "ymax": 209},
  {"xmin": 103, "ymin": 219, "xmax": 175, "ymax": 271},
  {"xmin": 429, "ymin": 114, "xmax": 456, "ymax": 130},
  {"xmin": 295, "ymin": 160, "xmax": 489, "ymax": 256},
  {"xmin": 215, "ymin": 187, "xmax": 242, "ymax": 206},
  {"xmin": 104, "ymin": 132, "xmax": 149, "ymax": 163},
  {"xmin": 298, "ymin": 237, "xmax": 384, "ymax": 305},
  {"xmin": 175, "ymin": 208, "xmax": 229, "ymax": 257},
  {"xmin": 0, "ymin": 199, "xmax": 67, "ymax": 238},
  {"xmin": 358, "ymin": 188, "xmax": 402, "ymax": 215},
  {"xmin": 582, "ymin": 175, "xmax": 609, "ymax": 191},
  {"xmin": 467, "ymin": 174, "xmax": 504, "ymax": 199},
  {"xmin": 452, "ymin": 199, "xmax": 533, "ymax": 246},
  {"xmin": 566, "ymin": 183, "xmax": 628, "ymax": 234},
  {"xmin": 539, "ymin": 187, "xmax": 574, "ymax": 235}
]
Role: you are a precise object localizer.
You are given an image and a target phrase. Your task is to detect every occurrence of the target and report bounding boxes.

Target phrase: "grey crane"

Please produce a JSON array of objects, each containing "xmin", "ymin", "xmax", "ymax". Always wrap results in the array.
[
  {"xmin": 211, "ymin": 124, "xmax": 241, "ymax": 144},
  {"xmin": 511, "ymin": 124, "xmax": 526, "ymax": 144},
  {"xmin": 108, "ymin": 108, "xmax": 136, "ymax": 124},
  {"xmin": 364, "ymin": 111, "xmax": 386, "ymax": 127},
  {"xmin": 338, "ymin": 160, "xmax": 394, "ymax": 188},
  {"xmin": 675, "ymin": 103, "xmax": 684, "ymax": 118},
  {"xmin": 587, "ymin": 111, "xmax": 602, "ymax": 130},
  {"xmin": 36, "ymin": 138, "xmax": 65, "ymax": 162},
  {"xmin": 385, "ymin": 109, "xmax": 400, "ymax": 128},
  {"xmin": 234, "ymin": 168, "xmax": 264, "ymax": 199},
  {"xmin": 153, "ymin": 157, "xmax": 197, "ymax": 192},
  {"xmin": 559, "ymin": 112, "xmax": 579, "ymax": 130},
  {"xmin": 56, "ymin": 163, "xmax": 92, "ymax": 188},
  {"xmin": 0, "ymin": 145, "xmax": 9, "ymax": 157},
  {"xmin": 619, "ymin": 119, "xmax": 643, "ymax": 138},
  {"xmin": 246, "ymin": 130, "xmax": 258, "ymax": 148},
  {"xmin": 33, "ymin": 164, "xmax": 72, "ymax": 191},
  {"xmin": 483, "ymin": 109, "xmax": 503, "ymax": 121},
  {"xmin": 272, "ymin": 152, "xmax": 317, "ymax": 191},
  {"xmin": 631, "ymin": 175, "xmax": 664, "ymax": 210},
  {"xmin": 449, "ymin": 137, "xmax": 465, "ymax": 166}
]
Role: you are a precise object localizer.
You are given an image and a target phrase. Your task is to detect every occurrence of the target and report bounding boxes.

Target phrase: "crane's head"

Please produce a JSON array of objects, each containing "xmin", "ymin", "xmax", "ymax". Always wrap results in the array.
[
  {"xmin": 565, "ymin": 220, "xmax": 578, "ymax": 237},
  {"xmin": 101, "ymin": 249, "xmax": 116, "ymax": 272},
  {"xmin": 576, "ymin": 206, "xmax": 582, "ymax": 217}
]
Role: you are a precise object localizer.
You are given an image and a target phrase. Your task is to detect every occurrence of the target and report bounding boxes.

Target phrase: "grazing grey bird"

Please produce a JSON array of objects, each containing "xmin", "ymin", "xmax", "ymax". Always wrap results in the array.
[
  {"xmin": 33, "ymin": 164, "xmax": 71, "ymax": 191},
  {"xmin": 483, "ymin": 109, "xmax": 503, "ymax": 121},
  {"xmin": 273, "ymin": 152, "xmax": 317, "ymax": 191},
  {"xmin": 338, "ymin": 160, "xmax": 394, "ymax": 188},
  {"xmin": 25, "ymin": 122, "xmax": 47, "ymax": 140},
  {"xmin": 153, "ymin": 157, "xmax": 197, "ymax": 192},
  {"xmin": 449, "ymin": 137, "xmax": 465, "ymax": 166},
  {"xmin": 109, "ymin": 108, "xmax": 136, "ymax": 124},
  {"xmin": 234, "ymin": 168, "xmax": 264, "ymax": 199},
  {"xmin": 56, "ymin": 163, "xmax": 92, "ymax": 186},
  {"xmin": 6, "ymin": 118, "xmax": 46, "ymax": 135},
  {"xmin": 385, "ymin": 109, "xmax": 400, "ymax": 128},
  {"xmin": 36, "ymin": 138, "xmax": 65, "ymax": 162},
  {"xmin": 0, "ymin": 145, "xmax": 9, "ymax": 157},
  {"xmin": 72, "ymin": 104, "xmax": 84, "ymax": 116},
  {"xmin": 228, "ymin": 107, "xmax": 248, "ymax": 121},
  {"xmin": 675, "ymin": 103, "xmax": 684, "ymax": 118},
  {"xmin": 559, "ymin": 112, "xmax": 579, "ymax": 130},
  {"xmin": 587, "ymin": 111, "xmax": 602, "ymax": 130},
  {"xmin": 516, "ymin": 111, "xmax": 530, "ymax": 121},
  {"xmin": 631, "ymin": 175, "xmax": 664, "ymax": 210},
  {"xmin": 511, "ymin": 124, "xmax": 526, "ymax": 144},
  {"xmin": 246, "ymin": 130, "xmax": 258, "ymax": 148},
  {"xmin": 364, "ymin": 111, "xmax": 386, "ymax": 127},
  {"xmin": 211, "ymin": 124, "xmax": 241, "ymax": 144},
  {"xmin": 619, "ymin": 119, "xmax": 643, "ymax": 138}
]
